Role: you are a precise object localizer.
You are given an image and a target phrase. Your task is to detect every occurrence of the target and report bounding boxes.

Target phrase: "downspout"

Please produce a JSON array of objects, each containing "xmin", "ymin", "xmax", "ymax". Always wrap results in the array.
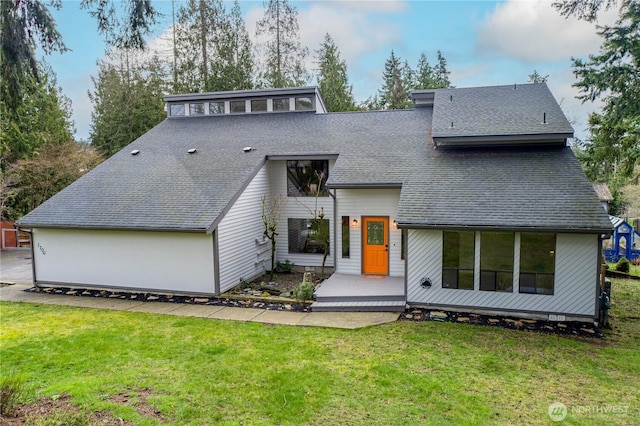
[
  {"xmin": 595, "ymin": 234, "xmax": 605, "ymax": 322},
  {"xmin": 329, "ymin": 189, "xmax": 336, "ymax": 273}
]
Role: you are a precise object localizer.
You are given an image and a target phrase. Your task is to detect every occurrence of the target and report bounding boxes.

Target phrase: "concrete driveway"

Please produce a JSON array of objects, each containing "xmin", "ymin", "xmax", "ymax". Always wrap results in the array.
[{"xmin": 0, "ymin": 249, "xmax": 33, "ymax": 285}]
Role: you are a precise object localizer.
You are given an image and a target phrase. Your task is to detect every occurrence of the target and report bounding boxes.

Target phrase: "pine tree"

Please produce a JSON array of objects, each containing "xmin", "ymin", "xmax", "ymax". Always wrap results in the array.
[
  {"xmin": 379, "ymin": 50, "xmax": 411, "ymax": 109},
  {"xmin": 89, "ymin": 51, "xmax": 167, "ymax": 158},
  {"xmin": 414, "ymin": 53, "xmax": 436, "ymax": 89},
  {"xmin": 209, "ymin": 0, "xmax": 254, "ymax": 91},
  {"xmin": 255, "ymin": 0, "xmax": 308, "ymax": 88},
  {"xmin": 315, "ymin": 33, "xmax": 356, "ymax": 112},
  {"xmin": 433, "ymin": 50, "xmax": 452, "ymax": 88}
]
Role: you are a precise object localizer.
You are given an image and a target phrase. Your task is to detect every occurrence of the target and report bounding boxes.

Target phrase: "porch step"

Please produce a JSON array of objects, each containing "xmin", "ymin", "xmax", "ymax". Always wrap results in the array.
[
  {"xmin": 314, "ymin": 294, "xmax": 406, "ymax": 303},
  {"xmin": 311, "ymin": 300, "xmax": 406, "ymax": 312}
]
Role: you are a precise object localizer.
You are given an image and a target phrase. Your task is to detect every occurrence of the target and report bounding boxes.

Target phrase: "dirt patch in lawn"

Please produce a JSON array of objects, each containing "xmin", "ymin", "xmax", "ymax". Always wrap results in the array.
[{"xmin": 0, "ymin": 389, "xmax": 168, "ymax": 426}]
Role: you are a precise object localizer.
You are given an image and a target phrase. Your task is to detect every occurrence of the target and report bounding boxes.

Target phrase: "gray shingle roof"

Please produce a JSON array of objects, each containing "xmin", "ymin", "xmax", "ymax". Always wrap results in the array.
[
  {"xmin": 430, "ymin": 83, "xmax": 573, "ymax": 146},
  {"xmin": 397, "ymin": 146, "xmax": 612, "ymax": 233},
  {"xmin": 18, "ymin": 84, "xmax": 611, "ymax": 234}
]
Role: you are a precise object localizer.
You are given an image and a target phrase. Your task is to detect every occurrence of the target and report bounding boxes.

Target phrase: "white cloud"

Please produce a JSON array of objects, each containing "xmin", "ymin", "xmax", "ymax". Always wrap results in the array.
[
  {"xmin": 476, "ymin": 0, "xmax": 618, "ymax": 63},
  {"xmin": 326, "ymin": 0, "xmax": 409, "ymax": 13}
]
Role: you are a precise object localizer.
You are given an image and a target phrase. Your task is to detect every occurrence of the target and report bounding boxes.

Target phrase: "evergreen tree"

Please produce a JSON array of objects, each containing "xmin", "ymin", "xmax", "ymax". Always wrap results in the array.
[
  {"xmin": 379, "ymin": 50, "xmax": 411, "ymax": 109},
  {"xmin": 433, "ymin": 50, "xmax": 452, "ymax": 88},
  {"xmin": 209, "ymin": 0, "xmax": 254, "ymax": 91},
  {"xmin": 89, "ymin": 51, "xmax": 167, "ymax": 158},
  {"xmin": 0, "ymin": 64, "xmax": 74, "ymax": 166},
  {"xmin": 255, "ymin": 0, "xmax": 308, "ymax": 88},
  {"xmin": 414, "ymin": 53, "xmax": 436, "ymax": 89},
  {"xmin": 558, "ymin": 1, "xmax": 639, "ymax": 197},
  {"xmin": 315, "ymin": 33, "xmax": 356, "ymax": 112},
  {"xmin": 173, "ymin": 0, "xmax": 225, "ymax": 92},
  {"xmin": 528, "ymin": 70, "xmax": 549, "ymax": 83}
]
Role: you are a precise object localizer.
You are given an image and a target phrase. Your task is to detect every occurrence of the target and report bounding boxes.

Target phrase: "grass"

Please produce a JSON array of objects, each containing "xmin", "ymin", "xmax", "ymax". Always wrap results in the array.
[{"xmin": 1, "ymin": 278, "xmax": 639, "ymax": 425}]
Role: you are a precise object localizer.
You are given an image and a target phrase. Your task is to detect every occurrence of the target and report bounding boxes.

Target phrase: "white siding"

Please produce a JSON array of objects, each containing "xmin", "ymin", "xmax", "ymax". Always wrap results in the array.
[
  {"xmin": 32, "ymin": 228, "xmax": 215, "ymax": 294},
  {"xmin": 407, "ymin": 230, "xmax": 599, "ymax": 317},
  {"xmin": 334, "ymin": 188, "xmax": 404, "ymax": 276},
  {"xmin": 217, "ymin": 165, "xmax": 270, "ymax": 292},
  {"xmin": 268, "ymin": 160, "xmax": 335, "ymax": 268}
]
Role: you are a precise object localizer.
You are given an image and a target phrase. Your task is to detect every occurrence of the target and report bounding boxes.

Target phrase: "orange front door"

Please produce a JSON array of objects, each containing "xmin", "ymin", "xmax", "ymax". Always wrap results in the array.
[{"xmin": 362, "ymin": 217, "xmax": 389, "ymax": 275}]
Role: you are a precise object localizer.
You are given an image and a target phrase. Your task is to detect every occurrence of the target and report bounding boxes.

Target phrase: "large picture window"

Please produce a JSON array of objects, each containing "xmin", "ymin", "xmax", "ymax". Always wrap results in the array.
[
  {"xmin": 288, "ymin": 218, "xmax": 330, "ymax": 254},
  {"xmin": 286, "ymin": 160, "xmax": 329, "ymax": 197},
  {"xmin": 480, "ymin": 232, "xmax": 514, "ymax": 292},
  {"xmin": 442, "ymin": 231, "xmax": 475, "ymax": 290},
  {"xmin": 519, "ymin": 233, "xmax": 556, "ymax": 295}
]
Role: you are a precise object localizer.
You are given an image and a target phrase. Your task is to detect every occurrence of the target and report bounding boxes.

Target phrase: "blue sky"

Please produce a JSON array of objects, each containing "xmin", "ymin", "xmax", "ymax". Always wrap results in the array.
[{"xmin": 44, "ymin": 0, "xmax": 617, "ymax": 142}]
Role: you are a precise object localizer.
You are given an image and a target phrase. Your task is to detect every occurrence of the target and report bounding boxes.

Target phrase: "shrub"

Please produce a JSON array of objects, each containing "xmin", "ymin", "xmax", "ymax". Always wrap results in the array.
[
  {"xmin": 616, "ymin": 257, "xmax": 630, "ymax": 273},
  {"xmin": 293, "ymin": 281, "xmax": 313, "ymax": 303},
  {"xmin": 275, "ymin": 260, "xmax": 294, "ymax": 274},
  {"xmin": 0, "ymin": 372, "xmax": 26, "ymax": 416}
]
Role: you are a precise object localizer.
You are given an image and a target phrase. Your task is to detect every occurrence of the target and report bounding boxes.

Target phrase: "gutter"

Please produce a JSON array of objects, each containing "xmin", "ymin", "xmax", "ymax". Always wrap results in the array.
[{"xmin": 397, "ymin": 222, "xmax": 613, "ymax": 236}]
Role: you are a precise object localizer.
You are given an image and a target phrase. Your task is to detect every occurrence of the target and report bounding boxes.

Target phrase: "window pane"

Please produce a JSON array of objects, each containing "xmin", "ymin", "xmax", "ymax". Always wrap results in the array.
[
  {"xmin": 480, "ymin": 270, "xmax": 496, "ymax": 291},
  {"xmin": 442, "ymin": 231, "xmax": 474, "ymax": 290},
  {"xmin": 342, "ymin": 216, "xmax": 350, "ymax": 258},
  {"xmin": 230, "ymin": 100, "xmax": 245, "ymax": 113},
  {"xmin": 286, "ymin": 160, "xmax": 329, "ymax": 197},
  {"xmin": 251, "ymin": 99, "xmax": 267, "ymax": 112},
  {"xmin": 170, "ymin": 104, "xmax": 185, "ymax": 116},
  {"xmin": 209, "ymin": 101, "xmax": 224, "ymax": 114},
  {"xmin": 295, "ymin": 96, "xmax": 313, "ymax": 110},
  {"xmin": 442, "ymin": 269, "xmax": 458, "ymax": 288},
  {"xmin": 519, "ymin": 233, "xmax": 555, "ymax": 295},
  {"xmin": 480, "ymin": 232, "xmax": 513, "ymax": 292},
  {"xmin": 367, "ymin": 221, "xmax": 384, "ymax": 245},
  {"xmin": 189, "ymin": 102, "xmax": 204, "ymax": 115},
  {"xmin": 273, "ymin": 98, "xmax": 290, "ymax": 111},
  {"xmin": 288, "ymin": 218, "xmax": 329, "ymax": 254}
]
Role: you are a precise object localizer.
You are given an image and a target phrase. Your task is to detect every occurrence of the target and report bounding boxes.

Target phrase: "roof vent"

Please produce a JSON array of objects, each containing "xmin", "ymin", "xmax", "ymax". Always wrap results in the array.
[
  {"xmin": 542, "ymin": 112, "xmax": 547, "ymax": 124},
  {"xmin": 188, "ymin": 148, "xmax": 197, "ymax": 154},
  {"xmin": 450, "ymin": 95, "xmax": 453, "ymax": 102},
  {"xmin": 243, "ymin": 146, "xmax": 255, "ymax": 153},
  {"xmin": 450, "ymin": 121, "xmax": 455, "ymax": 129},
  {"xmin": 131, "ymin": 149, "xmax": 140, "ymax": 155}
]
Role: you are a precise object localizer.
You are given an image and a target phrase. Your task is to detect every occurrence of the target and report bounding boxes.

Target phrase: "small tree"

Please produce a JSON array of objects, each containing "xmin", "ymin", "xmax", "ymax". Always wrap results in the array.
[
  {"xmin": 297, "ymin": 170, "xmax": 330, "ymax": 277},
  {"xmin": 261, "ymin": 194, "xmax": 285, "ymax": 281}
]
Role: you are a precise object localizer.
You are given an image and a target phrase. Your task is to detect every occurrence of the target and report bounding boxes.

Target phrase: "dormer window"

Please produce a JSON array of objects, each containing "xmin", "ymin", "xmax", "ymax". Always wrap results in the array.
[
  {"xmin": 295, "ymin": 97, "xmax": 313, "ymax": 111},
  {"xmin": 251, "ymin": 99, "xmax": 267, "ymax": 112},
  {"xmin": 170, "ymin": 104, "xmax": 185, "ymax": 116},
  {"xmin": 230, "ymin": 100, "xmax": 246, "ymax": 113},
  {"xmin": 209, "ymin": 101, "xmax": 224, "ymax": 115},
  {"xmin": 189, "ymin": 102, "xmax": 204, "ymax": 116},
  {"xmin": 164, "ymin": 87, "xmax": 327, "ymax": 118},
  {"xmin": 273, "ymin": 98, "xmax": 290, "ymax": 112}
]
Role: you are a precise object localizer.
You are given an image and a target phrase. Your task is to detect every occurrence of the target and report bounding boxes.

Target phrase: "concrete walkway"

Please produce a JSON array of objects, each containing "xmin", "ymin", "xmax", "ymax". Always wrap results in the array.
[{"xmin": 0, "ymin": 249, "xmax": 400, "ymax": 329}]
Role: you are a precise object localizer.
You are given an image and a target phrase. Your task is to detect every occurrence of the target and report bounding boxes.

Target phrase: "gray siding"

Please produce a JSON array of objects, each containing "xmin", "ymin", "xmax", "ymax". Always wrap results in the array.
[
  {"xmin": 217, "ymin": 165, "xmax": 270, "ymax": 292},
  {"xmin": 407, "ymin": 230, "xmax": 599, "ymax": 317},
  {"xmin": 268, "ymin": 160, "xmax": 335, "ymax": 268},
  {"xmin": 335, "ymin": 188, "xmax": 404, "ymax": 276}
]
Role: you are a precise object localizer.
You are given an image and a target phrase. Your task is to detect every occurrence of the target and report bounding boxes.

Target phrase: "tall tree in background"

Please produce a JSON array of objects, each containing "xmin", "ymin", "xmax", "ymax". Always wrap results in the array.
[
  {"xmin": 379, "ymin": 50, "xmax": 411, "ymax": 110},
  {"xmin": 1, "ymin": 0, "xmax": 159, "ymax": 113},
  {"xmin": 255, "ymin": 0, "xmax": 308, "ymax": 88},
  {"xmin": 0, "ymin": 64, "xmax": 74, "ymax": 165},
  {"xmin": 528, "ymin": 69, "xmax": 549, "ymax": 83},
  {"xmin": 208, "ymin": 0, "xmax": 254, "ymax": 91},
  {"xmin": 414, "ymin": 53, "xmax": 436, "ymax": 89},
  {"xmin": 554, "ymin": 0, "xmax": 639, "ymax": 213},
  {"xmin": 173, "ymin": 0, "xmax": 225, "ymax": 92},
  {"xmin": 315, "ymin": 33, "xmax": 356, "ymax": 112},
  {"xmin": 433, "ymin": 50, "xmax": 452, "ymax": 88},
  {"xmin": 89, "ymin": 51, "xmax": 167, "ymax": 158}
]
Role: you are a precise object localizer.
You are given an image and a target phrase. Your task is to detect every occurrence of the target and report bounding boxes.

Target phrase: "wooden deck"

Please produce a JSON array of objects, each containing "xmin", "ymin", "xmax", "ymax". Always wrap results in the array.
[{"xmin": 312, "ymin": 274, "xmax": 406, "ymax": 312}]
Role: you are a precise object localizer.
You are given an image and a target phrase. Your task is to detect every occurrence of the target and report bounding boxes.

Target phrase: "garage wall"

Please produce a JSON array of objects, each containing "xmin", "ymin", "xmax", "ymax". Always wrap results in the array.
[{"xmin": 32, "ymin": 228, "xmax": 215, "ymax": 294}]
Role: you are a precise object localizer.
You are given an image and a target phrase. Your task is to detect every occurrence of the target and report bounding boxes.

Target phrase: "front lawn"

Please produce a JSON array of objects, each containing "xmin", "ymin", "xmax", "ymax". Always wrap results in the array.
[{"xmin": 1, "ymin": 278, "xmax": 639, "ymax": 425}]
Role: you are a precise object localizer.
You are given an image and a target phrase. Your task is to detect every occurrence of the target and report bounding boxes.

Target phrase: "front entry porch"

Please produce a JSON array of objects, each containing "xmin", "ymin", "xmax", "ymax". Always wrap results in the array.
[{"xmin": 311, "ymin": 274, "xmax": 406, "ymax": 312}]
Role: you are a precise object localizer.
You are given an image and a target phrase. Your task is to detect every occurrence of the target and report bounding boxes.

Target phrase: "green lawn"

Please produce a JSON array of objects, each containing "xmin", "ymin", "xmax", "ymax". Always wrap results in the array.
[{"xmin": 1, "ymin": 278, "xmax": 639, "ymax": 425}]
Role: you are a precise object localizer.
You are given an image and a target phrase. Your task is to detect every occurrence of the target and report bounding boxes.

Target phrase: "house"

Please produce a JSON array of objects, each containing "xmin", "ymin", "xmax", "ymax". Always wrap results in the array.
[
  {"xmin": 17, "ymin": 83, "xmax": 612, "ymax": 322},
  {"xmin": 603, "ymin": 215, "xmax": 640, "ymax": 263},
  {"xmin": 592, "ymin": 182, "xmax": 613, "ymax": 213}
]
